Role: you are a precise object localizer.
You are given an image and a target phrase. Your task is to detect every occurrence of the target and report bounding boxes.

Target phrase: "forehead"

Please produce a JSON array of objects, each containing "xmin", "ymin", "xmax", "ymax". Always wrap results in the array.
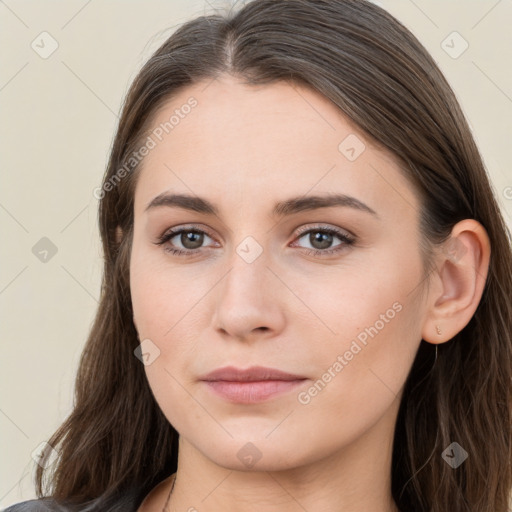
[{"xmin": 133, "ymin": 75, "xmax": 419, "ymax": 221}]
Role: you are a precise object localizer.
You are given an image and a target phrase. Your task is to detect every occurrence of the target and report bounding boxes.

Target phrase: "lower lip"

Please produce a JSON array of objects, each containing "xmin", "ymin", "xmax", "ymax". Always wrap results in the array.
[{"xmin": 203, "ymin": 380, "xmax": 306, "ymax": 403}]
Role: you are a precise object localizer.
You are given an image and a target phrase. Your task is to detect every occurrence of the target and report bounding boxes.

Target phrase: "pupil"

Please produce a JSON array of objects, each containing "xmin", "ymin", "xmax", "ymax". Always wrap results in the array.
[
  {"xmin": 182, "ymin": 231, "xmax": 203, "ymax": 249},
  {"xmin": 311, "ymin": 232, "xmax": 332, "ymax": 249}
]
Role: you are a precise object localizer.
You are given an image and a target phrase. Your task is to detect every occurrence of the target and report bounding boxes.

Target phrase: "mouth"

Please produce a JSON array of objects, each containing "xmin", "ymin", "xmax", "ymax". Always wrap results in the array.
[{"xmin": 200, "ymin": 366, "xmax": 308, "ymax": 404}]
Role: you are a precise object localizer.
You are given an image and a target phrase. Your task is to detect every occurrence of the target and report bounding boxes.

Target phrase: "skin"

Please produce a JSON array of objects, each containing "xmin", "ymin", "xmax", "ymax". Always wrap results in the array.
[{"xmin": 129, "ymin": 75, "xmax": 490, "ymax": 511}]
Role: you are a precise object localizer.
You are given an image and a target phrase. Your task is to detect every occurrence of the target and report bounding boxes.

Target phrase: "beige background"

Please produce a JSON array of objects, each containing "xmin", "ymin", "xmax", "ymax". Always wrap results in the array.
[{"xmin": 1, "ymin": 0, "xmax": 511, "ymax": 508}]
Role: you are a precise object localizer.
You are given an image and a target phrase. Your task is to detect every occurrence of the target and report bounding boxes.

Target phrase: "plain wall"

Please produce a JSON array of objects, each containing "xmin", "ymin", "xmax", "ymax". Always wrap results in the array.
[{"xmin": 1, "ymin": 0, "xmax": 511, "ymax": 508}]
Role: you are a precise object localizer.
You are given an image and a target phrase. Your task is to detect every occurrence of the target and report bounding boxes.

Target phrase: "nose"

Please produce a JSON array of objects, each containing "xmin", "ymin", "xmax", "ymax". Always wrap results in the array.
[{"xmin": 212, "ymin": 249, "xmax": 286, "ymax": 343}]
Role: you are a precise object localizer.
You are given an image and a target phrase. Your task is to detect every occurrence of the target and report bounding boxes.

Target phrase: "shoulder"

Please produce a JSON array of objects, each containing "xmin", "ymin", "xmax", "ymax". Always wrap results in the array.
[
  {"xmin": 2, "ymin": 498, "xmax": 64, "ymax": 511},
  {"xmin": 2, "ymin": 489, "xmax": 141, "ymax": 512}
]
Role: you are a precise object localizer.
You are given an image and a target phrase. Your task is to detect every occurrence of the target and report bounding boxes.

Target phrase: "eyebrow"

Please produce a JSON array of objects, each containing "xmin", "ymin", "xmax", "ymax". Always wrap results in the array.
[{"xmin": 145, "ymin": 192, "xmax": 379, "ymax": 218}]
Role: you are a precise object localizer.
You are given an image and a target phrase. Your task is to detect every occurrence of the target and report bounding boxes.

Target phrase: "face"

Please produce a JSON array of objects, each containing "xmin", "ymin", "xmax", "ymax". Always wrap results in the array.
[{"xmin": 129, "ymin": 75, "xmax": 428, "ymax": 471}]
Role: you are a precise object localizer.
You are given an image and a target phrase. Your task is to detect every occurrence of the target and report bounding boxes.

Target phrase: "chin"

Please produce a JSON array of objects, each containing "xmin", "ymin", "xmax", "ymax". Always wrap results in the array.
[{"xmin": 183, "ymin": 428, "xmax": 321, "ymax": 473}]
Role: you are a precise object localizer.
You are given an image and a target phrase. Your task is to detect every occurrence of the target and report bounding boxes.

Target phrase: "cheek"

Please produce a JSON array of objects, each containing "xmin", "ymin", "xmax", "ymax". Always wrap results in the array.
[
  {"xmin": 293, "ymin": 289, "xmax": 421, "ymax": 450},
  {"xmin": 129, "ymin": 244, "xmax": 217, "ymax": 372},
  {"xmin": 130, "ymin": 242, "xmax": 191, "ymax": 338},
  {"xmin": 290, "ymin": 251, "xmax": 424, "ymax": 409},
  {"xmin": 130, "ymin": 267, "xmax": 169, "ymax": 338},
  {"xmin": 130, "ymin": 247, "xmax": 200, "ymax": 430},
  {"xmin": 288, "ymin": 255, "xmax": 420, "ymax": 350}
]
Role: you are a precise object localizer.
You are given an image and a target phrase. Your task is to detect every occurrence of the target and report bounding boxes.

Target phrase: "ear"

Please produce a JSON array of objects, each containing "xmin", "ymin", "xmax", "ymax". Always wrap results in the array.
[{"xmin": 421, "ymin": 219, "xmax": 491, "ymax": 344}]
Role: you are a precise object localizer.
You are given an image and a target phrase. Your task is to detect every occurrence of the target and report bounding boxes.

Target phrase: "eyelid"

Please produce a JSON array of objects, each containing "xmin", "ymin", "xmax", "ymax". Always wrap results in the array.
[
  {"xmin": 293, "ymin": 223, "xmax": 354, "ymax": 239},
  {"xmin": 157, "ymin": 223, "xmax": 218, "ymax": 242}
]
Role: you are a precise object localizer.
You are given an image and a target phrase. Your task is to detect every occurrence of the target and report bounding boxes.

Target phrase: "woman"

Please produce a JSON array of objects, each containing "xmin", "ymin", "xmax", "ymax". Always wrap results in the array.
[{"xmin": 6, "ymin": 0, "xmax": 511, "ymax": 511}]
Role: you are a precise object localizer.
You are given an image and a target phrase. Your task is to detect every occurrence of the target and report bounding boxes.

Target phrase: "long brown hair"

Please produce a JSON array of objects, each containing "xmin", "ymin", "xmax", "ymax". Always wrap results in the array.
[{"xmin": 36, "ymin": 1, "xmax": 512, "ymax": 510}]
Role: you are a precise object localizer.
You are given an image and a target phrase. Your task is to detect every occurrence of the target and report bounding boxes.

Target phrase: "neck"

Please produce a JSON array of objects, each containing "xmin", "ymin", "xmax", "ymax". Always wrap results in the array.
[{"xmin": 166, "ymin": 402, "xmax": 401, "ymax": 512}]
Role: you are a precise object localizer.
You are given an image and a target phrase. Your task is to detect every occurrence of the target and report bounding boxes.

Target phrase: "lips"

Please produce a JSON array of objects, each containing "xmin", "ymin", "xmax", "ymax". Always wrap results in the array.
[
  {"xmin": 200, "ymin": 366, "xmax": 308, "ymax": 404},
  {"xmin": 200, "ymin": 365, "xmax": 307, "ymax": 382}
]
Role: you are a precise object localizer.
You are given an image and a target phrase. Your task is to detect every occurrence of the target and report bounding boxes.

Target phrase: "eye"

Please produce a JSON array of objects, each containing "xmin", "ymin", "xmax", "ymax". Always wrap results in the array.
[
  {"xmin": 153, "ymin": 224, "xmax": 356, "ymax": 258},
  {"xmin": 291, "ymin": 225, "xmax": 355, "ymax": 256},
  {"xmin": 153, "ymin": 225, "xmax": 217, "ymax": 256}
]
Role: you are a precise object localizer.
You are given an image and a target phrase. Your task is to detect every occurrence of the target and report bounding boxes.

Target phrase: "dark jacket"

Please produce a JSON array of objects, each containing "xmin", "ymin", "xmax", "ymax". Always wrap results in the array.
[{"xmin": 3, "ymin": 489, "xmax": 141, "ymax": 512}]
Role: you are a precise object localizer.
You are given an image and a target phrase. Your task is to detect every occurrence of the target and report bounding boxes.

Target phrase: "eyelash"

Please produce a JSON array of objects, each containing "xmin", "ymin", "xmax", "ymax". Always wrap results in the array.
[{"xmin": 153, "ymin": 224, "xmax": 356, "ymax": 258}]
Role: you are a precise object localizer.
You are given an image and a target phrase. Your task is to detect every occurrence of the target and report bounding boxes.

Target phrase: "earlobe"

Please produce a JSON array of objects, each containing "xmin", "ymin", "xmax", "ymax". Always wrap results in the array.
[{"xmin": 421, "ymin": 219, "xmax": 491, "ymax": 344}]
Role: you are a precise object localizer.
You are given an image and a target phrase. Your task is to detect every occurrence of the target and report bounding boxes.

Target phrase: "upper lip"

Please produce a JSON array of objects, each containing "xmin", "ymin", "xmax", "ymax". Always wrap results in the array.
[{"xmin": 200, "ymin": 366, "xmax": 307, "ymax": 382}]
